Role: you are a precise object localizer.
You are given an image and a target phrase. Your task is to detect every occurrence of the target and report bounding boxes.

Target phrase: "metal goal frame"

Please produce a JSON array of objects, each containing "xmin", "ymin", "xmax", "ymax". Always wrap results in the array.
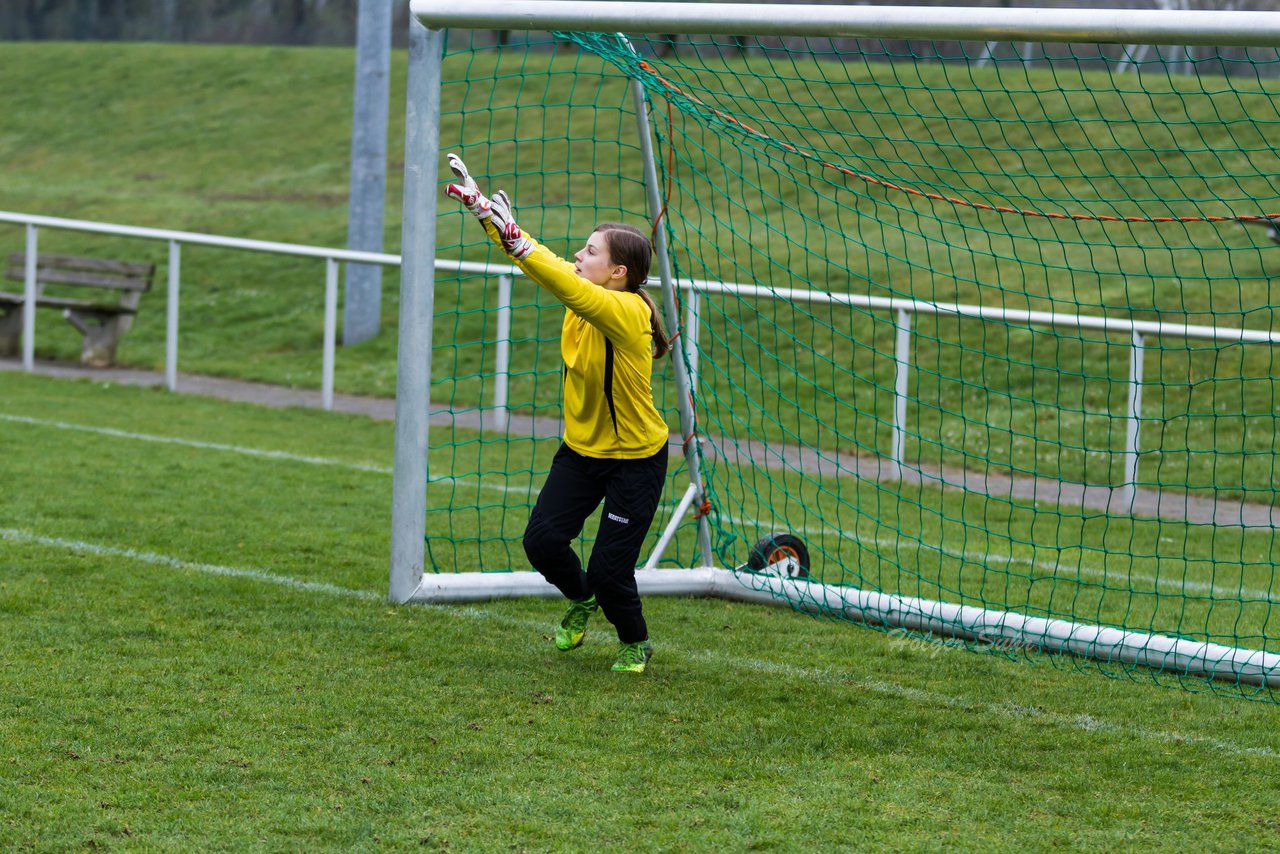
[{"xmin": 390, "ymin": 1, "xmax": 1280, "ymax": 687}]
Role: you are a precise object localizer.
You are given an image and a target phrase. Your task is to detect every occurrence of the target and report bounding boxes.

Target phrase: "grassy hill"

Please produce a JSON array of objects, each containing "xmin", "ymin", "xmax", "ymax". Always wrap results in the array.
[
  {"xmin": 2, "ymin": 39, "xmax": 1277, "ymax": 499},
  {"xmin": 1, "ymin": 41, "xmax": 400, "ymax": 388}
]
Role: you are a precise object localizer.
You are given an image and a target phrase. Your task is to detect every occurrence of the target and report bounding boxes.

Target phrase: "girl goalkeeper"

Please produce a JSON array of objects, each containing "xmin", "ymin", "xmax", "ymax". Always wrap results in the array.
[{"xmin": 444, "ymin": 153, "xmax": 670, "ymax": 674}]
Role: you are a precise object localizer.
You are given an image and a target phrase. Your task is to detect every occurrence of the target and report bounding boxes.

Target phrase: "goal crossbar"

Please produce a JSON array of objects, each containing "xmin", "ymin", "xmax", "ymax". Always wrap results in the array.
[{"xmin": 410, "ymin": 0, "xmax": 1280, "ymax": 48}]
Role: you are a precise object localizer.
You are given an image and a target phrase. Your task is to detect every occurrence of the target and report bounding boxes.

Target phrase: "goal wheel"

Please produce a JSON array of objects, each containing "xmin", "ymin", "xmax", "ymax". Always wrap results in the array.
[{"xmin": 745, "ymin": 532, "xmax": 810, "ymax": 579}]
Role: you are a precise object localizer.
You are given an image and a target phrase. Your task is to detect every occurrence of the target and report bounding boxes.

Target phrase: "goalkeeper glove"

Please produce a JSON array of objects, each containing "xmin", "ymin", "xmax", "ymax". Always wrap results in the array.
[
  {"xmin": 490, "ymin": 189, "xmax": 534, "ymax": 260},
  {"xmin": 443, "ymin": 152, "xmax": 492, "ymax": 219}
]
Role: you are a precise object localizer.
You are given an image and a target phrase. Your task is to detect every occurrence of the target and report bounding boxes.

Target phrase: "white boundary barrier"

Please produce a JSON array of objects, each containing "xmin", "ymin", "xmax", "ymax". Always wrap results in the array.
[
  {"xmin": 0, "ymin": 210, "xmax": 394, "ymax": 409},
  {"xmin": 0, "ymin": 211, "xmax": 481, "ymax": 410}
]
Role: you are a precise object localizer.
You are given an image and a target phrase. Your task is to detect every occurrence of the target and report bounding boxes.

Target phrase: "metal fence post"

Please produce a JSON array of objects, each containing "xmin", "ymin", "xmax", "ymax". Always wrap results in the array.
[
  {"xmin": 891, "ymin": 308, "xmax": 912, "ymax": 480},
  {"xmin": 1121, "ymin": 330, "xmax": 1146, "ymax": 513},
  {"xmin": 323, "ymin": 257, "xmax": 338, "ymax": 410},
  {"xmin": 22, "ymin": 225, "xmax": 37, "ymax": 371},
  {"xmin": 165, "ymin": 239, "xmax": 181, "ymax": 392},
  {"xmin": 684, "ymin": 287, "xmax": 701, "ymax": 394},
  {"xmin": 492, "ymin": 274, "xmax": 512, "ymax": 432}
]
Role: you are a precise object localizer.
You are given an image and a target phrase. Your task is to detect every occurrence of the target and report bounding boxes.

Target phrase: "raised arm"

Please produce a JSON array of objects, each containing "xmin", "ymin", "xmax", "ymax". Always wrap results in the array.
[
  {"xmin": 444, "ymin": 153, "xmax": 533, "ymax": 259},
  {"xmin": 444, "ymin": 154, "xmax": 648, "ymax": 344}
]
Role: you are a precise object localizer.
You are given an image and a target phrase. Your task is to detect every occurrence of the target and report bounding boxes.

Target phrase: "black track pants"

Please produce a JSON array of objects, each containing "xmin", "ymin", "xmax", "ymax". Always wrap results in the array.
[{"xmin": 522, "ymin": 442, "xmax": 669, "ymax": 644}]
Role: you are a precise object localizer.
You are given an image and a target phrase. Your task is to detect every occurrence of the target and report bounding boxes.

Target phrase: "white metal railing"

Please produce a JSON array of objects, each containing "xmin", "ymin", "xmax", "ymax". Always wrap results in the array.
[
  {"xmin": 686, "ymin": 279, "xmax": 1280, "ymax": 510},
  {"xmin": 0, "ymin": 210, "xmax": 499, "ymax": 409},
  {"xmin": 488, "ymin": 274, "xmax": 1280, "ymax": 515},
  {"xmin": 1, "ymin": 210, "xmax": 398, "ymax": 408},
  {"xmin": 5, "ymin": 209, "xmax": 1277, "ymax": 512}
]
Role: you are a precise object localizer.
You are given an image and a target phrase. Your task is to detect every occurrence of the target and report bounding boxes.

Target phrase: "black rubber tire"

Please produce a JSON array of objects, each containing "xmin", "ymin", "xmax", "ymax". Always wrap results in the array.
[{"xmin": 745, "ymin": 532, "xmax": 810, "ymax": 579}]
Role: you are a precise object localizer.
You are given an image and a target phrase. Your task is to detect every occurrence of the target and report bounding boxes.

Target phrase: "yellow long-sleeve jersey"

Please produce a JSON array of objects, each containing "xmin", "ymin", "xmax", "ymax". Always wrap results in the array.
[{"xmin": 484, "ymin": 220, "xmax": 670, "ymax": 459}]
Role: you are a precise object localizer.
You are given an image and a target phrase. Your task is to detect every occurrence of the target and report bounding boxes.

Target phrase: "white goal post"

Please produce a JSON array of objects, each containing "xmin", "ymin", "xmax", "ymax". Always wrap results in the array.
[{"xmin": 390, "ymin": 1, "xmax": 1280, "ymax": 688}]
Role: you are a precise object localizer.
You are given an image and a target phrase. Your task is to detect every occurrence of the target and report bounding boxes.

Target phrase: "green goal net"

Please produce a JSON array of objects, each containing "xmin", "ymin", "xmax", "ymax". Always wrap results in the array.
[{"xmin": 413, "ymin": 19, "xmax": 1279, "ymax": 700}]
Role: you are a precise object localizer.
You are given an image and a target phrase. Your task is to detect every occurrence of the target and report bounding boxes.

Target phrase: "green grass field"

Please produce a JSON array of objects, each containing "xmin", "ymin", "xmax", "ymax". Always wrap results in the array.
[
  {"xmin": 3, "ymin": 370, "xmax": 1280, "ymax": 851},
  {"xmin": 4, "ymin": 35, "xmax": 1280, "ymax": 849}
]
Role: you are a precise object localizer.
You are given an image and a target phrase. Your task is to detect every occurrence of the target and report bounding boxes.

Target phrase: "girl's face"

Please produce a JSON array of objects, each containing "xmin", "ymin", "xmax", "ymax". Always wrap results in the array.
[{"xmin": 574, "ymin": 232, "xmax": 628, "ymax": 290}]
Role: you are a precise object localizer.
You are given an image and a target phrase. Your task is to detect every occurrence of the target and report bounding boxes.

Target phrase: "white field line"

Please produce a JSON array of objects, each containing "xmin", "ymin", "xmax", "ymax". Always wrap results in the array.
[
  {"xmin": 0, "ymin": 412, "xmax": 534, "ymax": 493},
  {"xmin": 1, "ymin": 524, "xmax": 1274, "ymax": 761},
  {"xmin": 3, "ymin": 412, "xmax": 1272, "ymax": 603},
  {"xmin": 0, "ymin": 413, "xmax": 394, "ymax": 474},
  {"xmin": 0, "ymin": 527, "xmax": 382, "ymax": 601}
]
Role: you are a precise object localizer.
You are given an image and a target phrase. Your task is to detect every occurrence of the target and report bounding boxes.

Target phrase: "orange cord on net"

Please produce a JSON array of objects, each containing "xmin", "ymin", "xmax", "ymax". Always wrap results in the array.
[{"xmin": 635, "ymin": 60, "xmax": 1280, "ymax": 229}]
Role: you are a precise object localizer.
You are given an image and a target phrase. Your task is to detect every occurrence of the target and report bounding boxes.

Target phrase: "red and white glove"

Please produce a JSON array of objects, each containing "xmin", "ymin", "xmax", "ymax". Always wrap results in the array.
[
  {"xmin": 489, "ymin": 189, "xmax": 534, "ymax": 261},
  {"xmin": 444, "ymin": 154, "xmax": 534, "ymax": 260},
  {"xmin": 443, "ymin": 152, "xmax": 492, "ymax": 219}
]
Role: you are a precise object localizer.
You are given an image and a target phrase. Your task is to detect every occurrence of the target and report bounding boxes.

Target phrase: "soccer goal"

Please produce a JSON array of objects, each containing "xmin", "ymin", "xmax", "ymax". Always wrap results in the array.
[{"xmin": 391, "ymin": 1, "xmax": 1280, "ymax": 698}]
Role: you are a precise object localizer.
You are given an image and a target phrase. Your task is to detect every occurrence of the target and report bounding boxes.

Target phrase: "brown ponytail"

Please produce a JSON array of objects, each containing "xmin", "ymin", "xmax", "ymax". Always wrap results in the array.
[
  {"xmin": 634, "ymin": 288, "xmax": 671, "ymax": 360},
  {"xmin": 594, "ymin": 222, "xmax": 671, "ymax": 360}
]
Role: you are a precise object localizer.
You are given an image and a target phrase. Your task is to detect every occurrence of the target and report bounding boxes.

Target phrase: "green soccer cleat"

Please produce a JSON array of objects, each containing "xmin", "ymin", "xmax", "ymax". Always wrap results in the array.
[
  {"xmin": 554, "ymin": 595, "xmax": 598, "ymax": 651},
  {"xmin": 611, "ymin": 640, "xmax": 654, "ymax": 673}
]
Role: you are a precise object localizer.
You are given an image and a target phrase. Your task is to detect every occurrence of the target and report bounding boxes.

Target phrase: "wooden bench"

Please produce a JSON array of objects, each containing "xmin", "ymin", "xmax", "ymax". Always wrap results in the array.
[{"xmin": 0, "ymin": 253, "xmax": 155, "ymax": 367}]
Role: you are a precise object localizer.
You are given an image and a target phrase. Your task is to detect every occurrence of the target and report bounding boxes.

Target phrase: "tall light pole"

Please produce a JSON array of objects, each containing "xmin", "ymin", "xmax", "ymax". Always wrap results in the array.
[{"xmin": 344, "ymin": 0, "xmax": 392, "ymax": 345}]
